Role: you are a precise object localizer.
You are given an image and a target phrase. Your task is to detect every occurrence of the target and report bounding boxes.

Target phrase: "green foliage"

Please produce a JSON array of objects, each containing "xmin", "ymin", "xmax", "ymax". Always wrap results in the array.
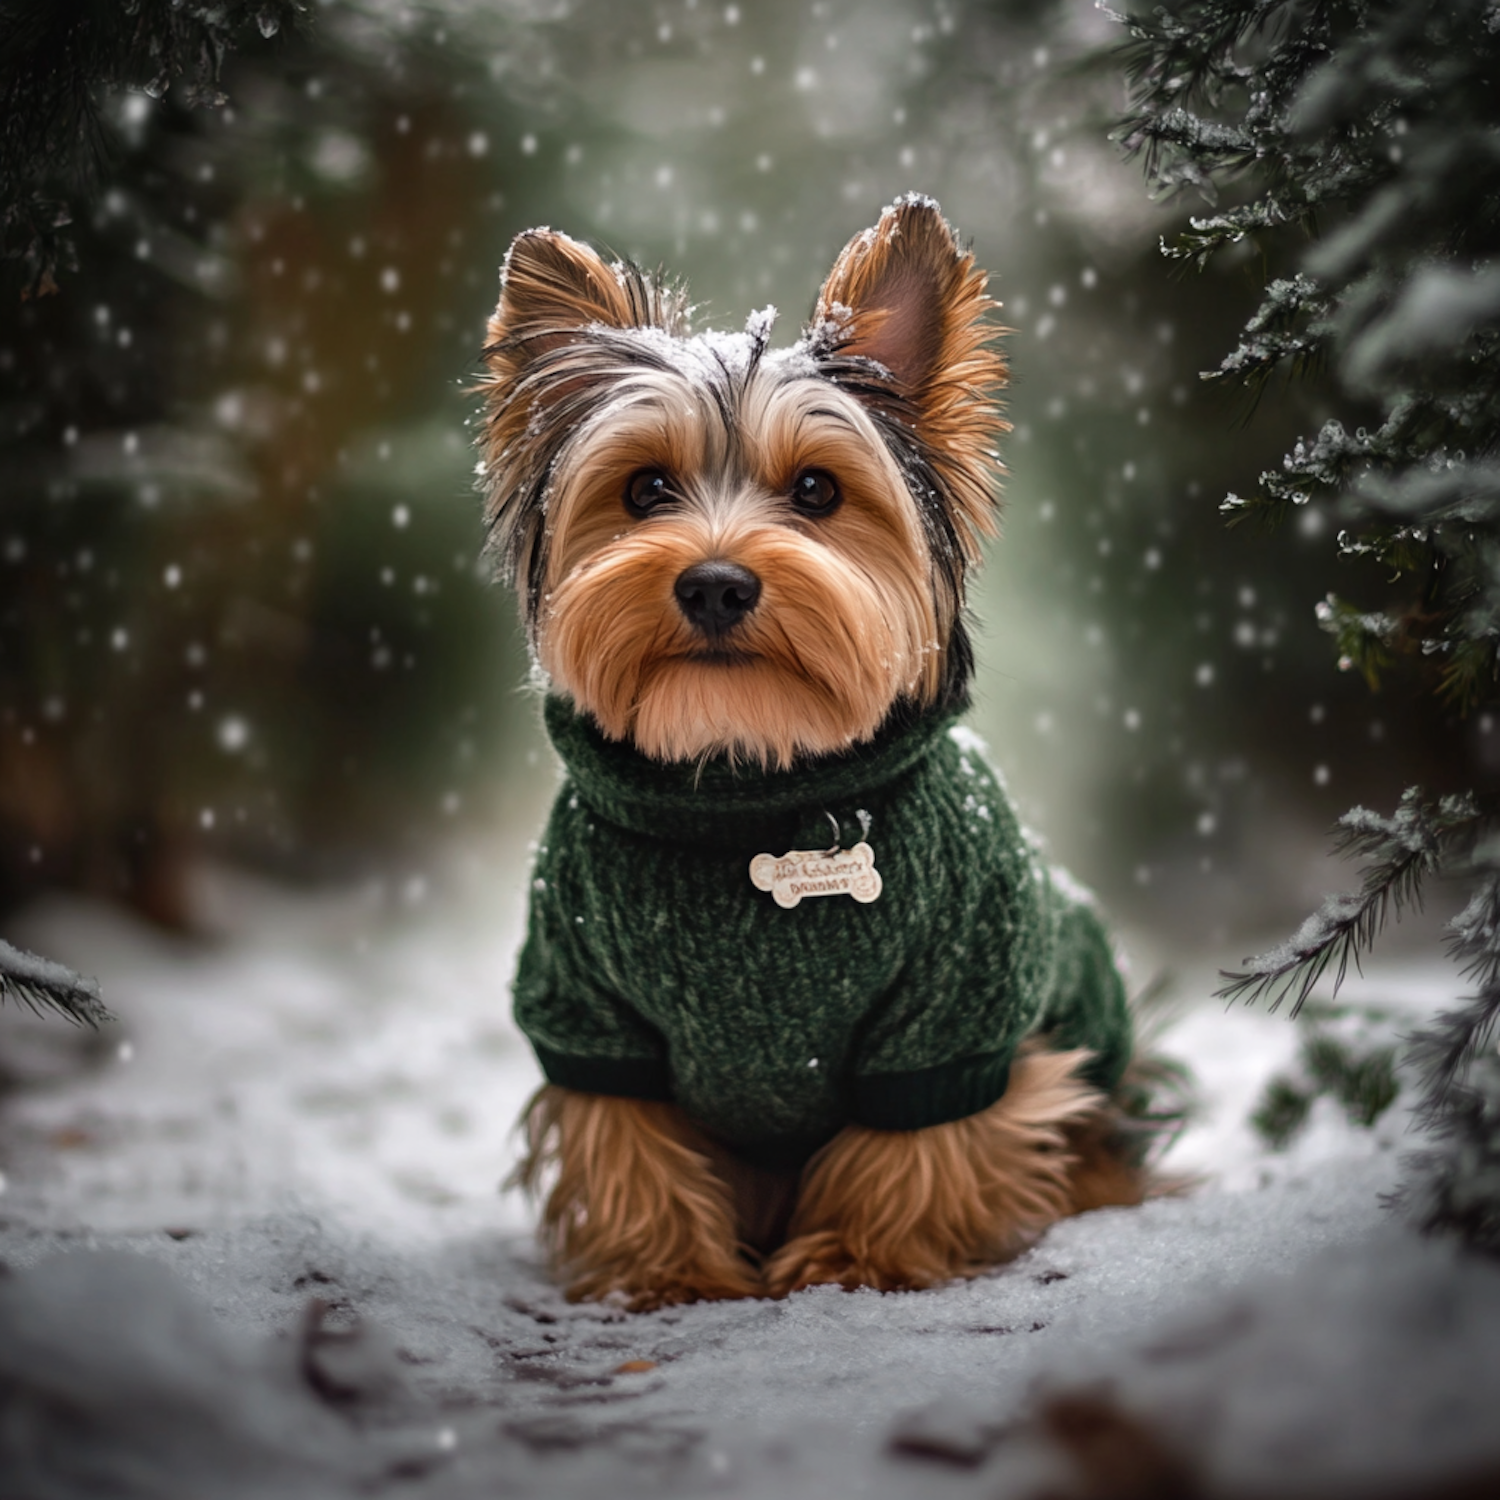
[
  {"xmin": 1251, "ymin": 1076, "xmax": 1313, "ymax": 1150},
  {"xmin": 0, "ymin": 0, "xmax": 308, "ymax": 298},
  {"xmin": 1250, "ymin": 1000, "xmax": 1401, "ymax": 1150},
  {"xmin": 1312, "ymin": 592, "xmax": 1395, "ymax": 690},
  {"xmin": 1110, "ymin": 0, "xmax": 1500, "ymax": 1248},
  {"xmin": 1304, "ymin": 1032, "xmax": 1400, "ymax": 1125},
  {"xmin": 1114, "ymin": 0, "xmax": 1500, "ymax": 701}
]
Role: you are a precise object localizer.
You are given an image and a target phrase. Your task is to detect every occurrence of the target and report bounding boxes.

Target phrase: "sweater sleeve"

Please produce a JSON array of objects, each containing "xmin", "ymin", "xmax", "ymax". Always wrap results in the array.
[{"xmin": 511, "ymin": 809, "xmax": 672, "ymax": 1103}]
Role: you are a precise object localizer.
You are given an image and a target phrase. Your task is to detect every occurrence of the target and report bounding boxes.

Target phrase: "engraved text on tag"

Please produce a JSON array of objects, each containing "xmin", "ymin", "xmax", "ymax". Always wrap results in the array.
[{"xmin": 748, "ymin": 843, "xmax": 882, "ymax": 909}]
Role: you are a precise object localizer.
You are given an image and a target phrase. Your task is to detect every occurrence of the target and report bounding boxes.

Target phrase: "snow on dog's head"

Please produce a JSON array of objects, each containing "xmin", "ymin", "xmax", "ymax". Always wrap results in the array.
[{"xmin": 477, "ymin": 196, "xmax": 1009, "ymax": 768}]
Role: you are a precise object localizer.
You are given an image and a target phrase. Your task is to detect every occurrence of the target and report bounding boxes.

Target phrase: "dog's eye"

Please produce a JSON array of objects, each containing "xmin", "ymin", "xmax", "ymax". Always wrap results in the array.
[
  {"xmin": 625, "ymin": 469, "xmax": 675, "ymax": 515},
  {"xmin": 790, "ymin": 470, "xmax": 841, "ymax": 516}
]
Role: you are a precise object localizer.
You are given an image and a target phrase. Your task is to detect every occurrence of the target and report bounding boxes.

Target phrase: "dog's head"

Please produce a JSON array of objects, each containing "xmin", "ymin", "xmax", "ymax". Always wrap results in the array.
[{"xmin": 478, "ymin": 194, "xmax": 1007, "ymax": 768}]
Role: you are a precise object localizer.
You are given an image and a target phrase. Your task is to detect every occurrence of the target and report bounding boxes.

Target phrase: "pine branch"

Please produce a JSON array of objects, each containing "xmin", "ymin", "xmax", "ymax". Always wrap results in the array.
[
  {"xmin": 1389, "ymin": 869, "xmax": 1500, "ymax": 1253},
  {"xmin": 1106, "ymin": 0, "xmax": 1500, "ymax": 1252},
  {"xmin": 0, "ymin": 938, "xmax": 111, "ymax": 1029},
  {"xmin": 1395, "ymin": 1048, "xmax": 1500, "ymax": 1254},
  {"xmin": 1313, "ymin": 593, "xmax": 1397, "ymax": 688},
  {"xmin": 1404, "ymin": 987, "xmax": 1500, "ymax": 1129},
  {"xmin": 1219, "ymin": 890, "xmax": 1375, "ymax": 1016},
  {"xmin": 0, "ymin": 0, "xmax": 309, "ymax": 296},
  {"xmin": 1217, "ymin": 789, "xmax": 1488, "ymax": 1016}
]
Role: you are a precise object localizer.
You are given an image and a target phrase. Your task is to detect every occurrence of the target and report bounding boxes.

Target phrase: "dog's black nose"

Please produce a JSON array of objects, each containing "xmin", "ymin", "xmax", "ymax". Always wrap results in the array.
[{"xmin": 674, "ymin": 560, "xmax": 762, "ymax": 634}]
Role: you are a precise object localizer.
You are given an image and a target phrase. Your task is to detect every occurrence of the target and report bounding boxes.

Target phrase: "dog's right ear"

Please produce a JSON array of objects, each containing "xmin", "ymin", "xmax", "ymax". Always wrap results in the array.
[
  {"xmin": 481, "ymin": 231, "xmax": 634, "ymax": 604},
  {"xmin": 486, "ymin": 230, "xmax": 635, "ymax": 369},
  {"xmin": 477, "ymin": 232, "xmax": 687, "ymax": 605},
  {"xmin": 484, "ymin": 229, "xmax": 686, "ymax": 376}
]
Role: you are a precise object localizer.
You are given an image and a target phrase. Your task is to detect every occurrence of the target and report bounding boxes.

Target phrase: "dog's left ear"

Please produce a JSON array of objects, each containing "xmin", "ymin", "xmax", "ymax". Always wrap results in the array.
[{"xmin": 812, "ymin": 195, "xmax": 1007, "ymax": 553}]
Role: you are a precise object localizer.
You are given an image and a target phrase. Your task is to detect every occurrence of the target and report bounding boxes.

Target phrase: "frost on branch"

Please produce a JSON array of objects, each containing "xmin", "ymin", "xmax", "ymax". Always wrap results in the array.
[
  {"xmin": 1216, "ymin": 785, "xmax": 1500, "ymax": 1254},
  {"xmin": 0, "ymin": 938, "xmax": 111, "ymax": 1030},
  {"xmin": 1111, "ymin": 0, "xmax": 1500, "ymax": 696},
  {"xmin": 1218, "ymin": 790, "xmax": 1483, "ymax": 1017},
  {"xmin": 1205, "ymin": 275, "xmax": 1332, "ymax": 393}
]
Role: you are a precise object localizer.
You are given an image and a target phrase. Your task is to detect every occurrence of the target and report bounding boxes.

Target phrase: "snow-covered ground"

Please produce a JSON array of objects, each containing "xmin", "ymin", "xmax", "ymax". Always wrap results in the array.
[{"xmin": 2, "ymin": 854, "xmax": 1499, "ymax": 1498}]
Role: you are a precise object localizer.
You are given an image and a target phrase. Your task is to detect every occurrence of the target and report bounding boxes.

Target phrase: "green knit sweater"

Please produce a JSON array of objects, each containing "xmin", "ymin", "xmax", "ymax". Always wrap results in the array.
[{"xmin": 514, "ymin": 697, "xmax": 1131, "ymax": 1170}]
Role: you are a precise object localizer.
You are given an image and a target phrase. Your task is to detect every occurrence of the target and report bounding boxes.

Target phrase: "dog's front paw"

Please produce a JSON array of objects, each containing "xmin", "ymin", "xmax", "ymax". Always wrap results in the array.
[
  {"xmin": 764, "ymin": 1232, "xmax": 922, "ymax": 1296},
  {"xmin": 624, "ymin": 1269, "xmax": 763, "ymax": 1312},
  {"xmin": 566, "ymin": 1260, "xmax": 764, "ymax": 1311}
]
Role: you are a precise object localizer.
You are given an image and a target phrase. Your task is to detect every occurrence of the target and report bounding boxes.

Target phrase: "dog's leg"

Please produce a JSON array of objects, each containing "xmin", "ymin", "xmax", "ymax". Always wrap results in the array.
[
  {"xmin": 765, "ymin": 1047, "xmax": 1113, "ymax": 1295},
  {"xmin": 513, "ymin": 1085, "xmax": 762, "ymax": 1310}
]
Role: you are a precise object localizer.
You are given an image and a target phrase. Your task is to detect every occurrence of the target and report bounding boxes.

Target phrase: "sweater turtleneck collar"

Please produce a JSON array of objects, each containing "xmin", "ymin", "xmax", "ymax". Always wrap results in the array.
[{"xmin": 543, "ymin": 695, "xmax": 962, "ymax": 851}]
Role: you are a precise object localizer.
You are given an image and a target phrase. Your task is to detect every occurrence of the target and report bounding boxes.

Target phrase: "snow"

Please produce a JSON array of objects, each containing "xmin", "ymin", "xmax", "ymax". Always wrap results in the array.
[{"xmin": 3, "ymin": 867, "xmax": 1500, "ymax": 1496}]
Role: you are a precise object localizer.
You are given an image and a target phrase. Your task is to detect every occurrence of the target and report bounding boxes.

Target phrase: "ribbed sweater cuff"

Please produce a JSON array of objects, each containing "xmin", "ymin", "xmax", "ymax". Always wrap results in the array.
[
  {"xmin": 852, "ymin": 1051, "xmax": 1012, "ymax": 1131},
  {"xmin": 532, "ymin": 1044, "xmax": 673, "ymax": 1102}
]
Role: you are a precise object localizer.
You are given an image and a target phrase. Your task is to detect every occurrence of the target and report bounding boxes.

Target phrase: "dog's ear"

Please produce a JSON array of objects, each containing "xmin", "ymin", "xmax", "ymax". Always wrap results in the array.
[
  {"xmin": 812, "ymin": 195, "xmax": 1007, "ymax": 552},
  {"xmin": 489, "ymin": 230, "xmax": 635, "ymax": 361},
  {"xmin": 485, "ymin": 229, "xmax": 686, "ymax": 373},
  {"xmin": 478, "ymin": 231, "xmax": 687, "ymax": 603}
]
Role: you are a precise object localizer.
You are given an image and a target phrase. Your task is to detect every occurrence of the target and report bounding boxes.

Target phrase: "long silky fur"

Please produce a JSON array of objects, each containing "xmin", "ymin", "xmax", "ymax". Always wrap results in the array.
[
  {"xmin": 538, "ymin": 398, "xmax": 941, "ymax": 765},
  {"xmin": 513, "ymin": 1085, "xmax": 761, "ymax": 1310},
  {"xmin": 764, "ymin": 1047, "xmax": 1108, "ymax": 1295}
]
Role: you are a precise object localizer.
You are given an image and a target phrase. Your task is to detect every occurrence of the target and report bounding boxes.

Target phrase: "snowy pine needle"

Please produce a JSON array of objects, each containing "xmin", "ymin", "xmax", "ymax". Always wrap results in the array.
[
  {"xmin": 1218, "ymin": 790, "xmax": 1485, "ymax": 1016},
  {"xmin": 0, "ymin": 939, "xmax": 111, "ymax": 1029},
  {"xmin": 1220, "ymin": 892, "xmax": 1376, "ymax": 1018}
]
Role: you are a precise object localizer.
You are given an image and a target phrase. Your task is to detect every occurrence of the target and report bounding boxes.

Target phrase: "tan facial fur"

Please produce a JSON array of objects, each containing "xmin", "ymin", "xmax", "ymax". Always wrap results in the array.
[
  {"xmin": 478, "ymin": 196, "xmax": 1008, "ymax": 767},
  {"xmin": 538, "ymin": 368, "xmax": 940, "ymax": 766}
]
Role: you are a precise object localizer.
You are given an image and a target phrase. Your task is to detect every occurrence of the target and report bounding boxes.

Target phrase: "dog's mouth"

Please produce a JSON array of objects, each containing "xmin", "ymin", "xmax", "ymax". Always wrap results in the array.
[{"xmin": 683, "ymin": 648, "xmax": 758, "ymax": 666}]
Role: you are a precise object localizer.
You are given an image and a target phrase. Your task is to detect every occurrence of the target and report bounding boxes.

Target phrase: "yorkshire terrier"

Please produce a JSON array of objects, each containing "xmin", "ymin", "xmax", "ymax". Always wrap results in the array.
[{"xmin": 479, "ymin": 195, "xmax": 1144, "ymax": 1309}]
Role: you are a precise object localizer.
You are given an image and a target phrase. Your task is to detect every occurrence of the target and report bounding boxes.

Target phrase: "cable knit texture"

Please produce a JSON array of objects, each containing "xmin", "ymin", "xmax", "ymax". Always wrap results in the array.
[{"xmin": 514, "ymin": 696, "xmax": 1131, "ymax": 1170}]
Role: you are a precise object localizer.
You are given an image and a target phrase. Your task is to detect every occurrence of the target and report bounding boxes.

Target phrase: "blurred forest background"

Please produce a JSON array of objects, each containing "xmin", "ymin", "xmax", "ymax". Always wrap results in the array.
[{"xmin": 1, "ymin": 0, "xmax": 1483, "ymax": 955}]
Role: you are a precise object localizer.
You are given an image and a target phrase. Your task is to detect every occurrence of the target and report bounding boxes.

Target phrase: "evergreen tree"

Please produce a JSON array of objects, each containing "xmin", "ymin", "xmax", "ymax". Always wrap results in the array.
[
  {"xmin": 1109, "ymin": 0, "xmax": 1500, "ymax": 1249},
  {"xmin": 0, "ymin": 2, "xmax": 528, "ymax": 923},
  {"xmin": 1, "ymin": 1, "xmax": 308, "ymax": 298},
  {"xmin": 0, "ymin": 0, "xmax": 294, "ymax": 1026}
]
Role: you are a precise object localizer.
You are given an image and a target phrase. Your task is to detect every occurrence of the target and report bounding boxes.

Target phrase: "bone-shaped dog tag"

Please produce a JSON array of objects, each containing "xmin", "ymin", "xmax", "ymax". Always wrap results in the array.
[{"xmin": 748, "ymin": 842, "xmax": 882, "ymax": 909}]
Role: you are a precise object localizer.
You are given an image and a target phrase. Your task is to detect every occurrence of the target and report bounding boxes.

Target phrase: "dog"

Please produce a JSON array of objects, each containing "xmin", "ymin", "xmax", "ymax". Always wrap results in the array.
[{"xmin": 478, "ymin": 195, "xmax": 1144, "ymax": 1309}]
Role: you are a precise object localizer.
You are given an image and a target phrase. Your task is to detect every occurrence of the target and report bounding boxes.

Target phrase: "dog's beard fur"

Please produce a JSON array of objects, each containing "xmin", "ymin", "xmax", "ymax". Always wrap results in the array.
[
  {"xmin": 539, "ymin": 375, "xmax": 942, "ymax": 766},
  {"xmin": 478, "ymin": 194, "xmax": 1009, "ymax": 768}
]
